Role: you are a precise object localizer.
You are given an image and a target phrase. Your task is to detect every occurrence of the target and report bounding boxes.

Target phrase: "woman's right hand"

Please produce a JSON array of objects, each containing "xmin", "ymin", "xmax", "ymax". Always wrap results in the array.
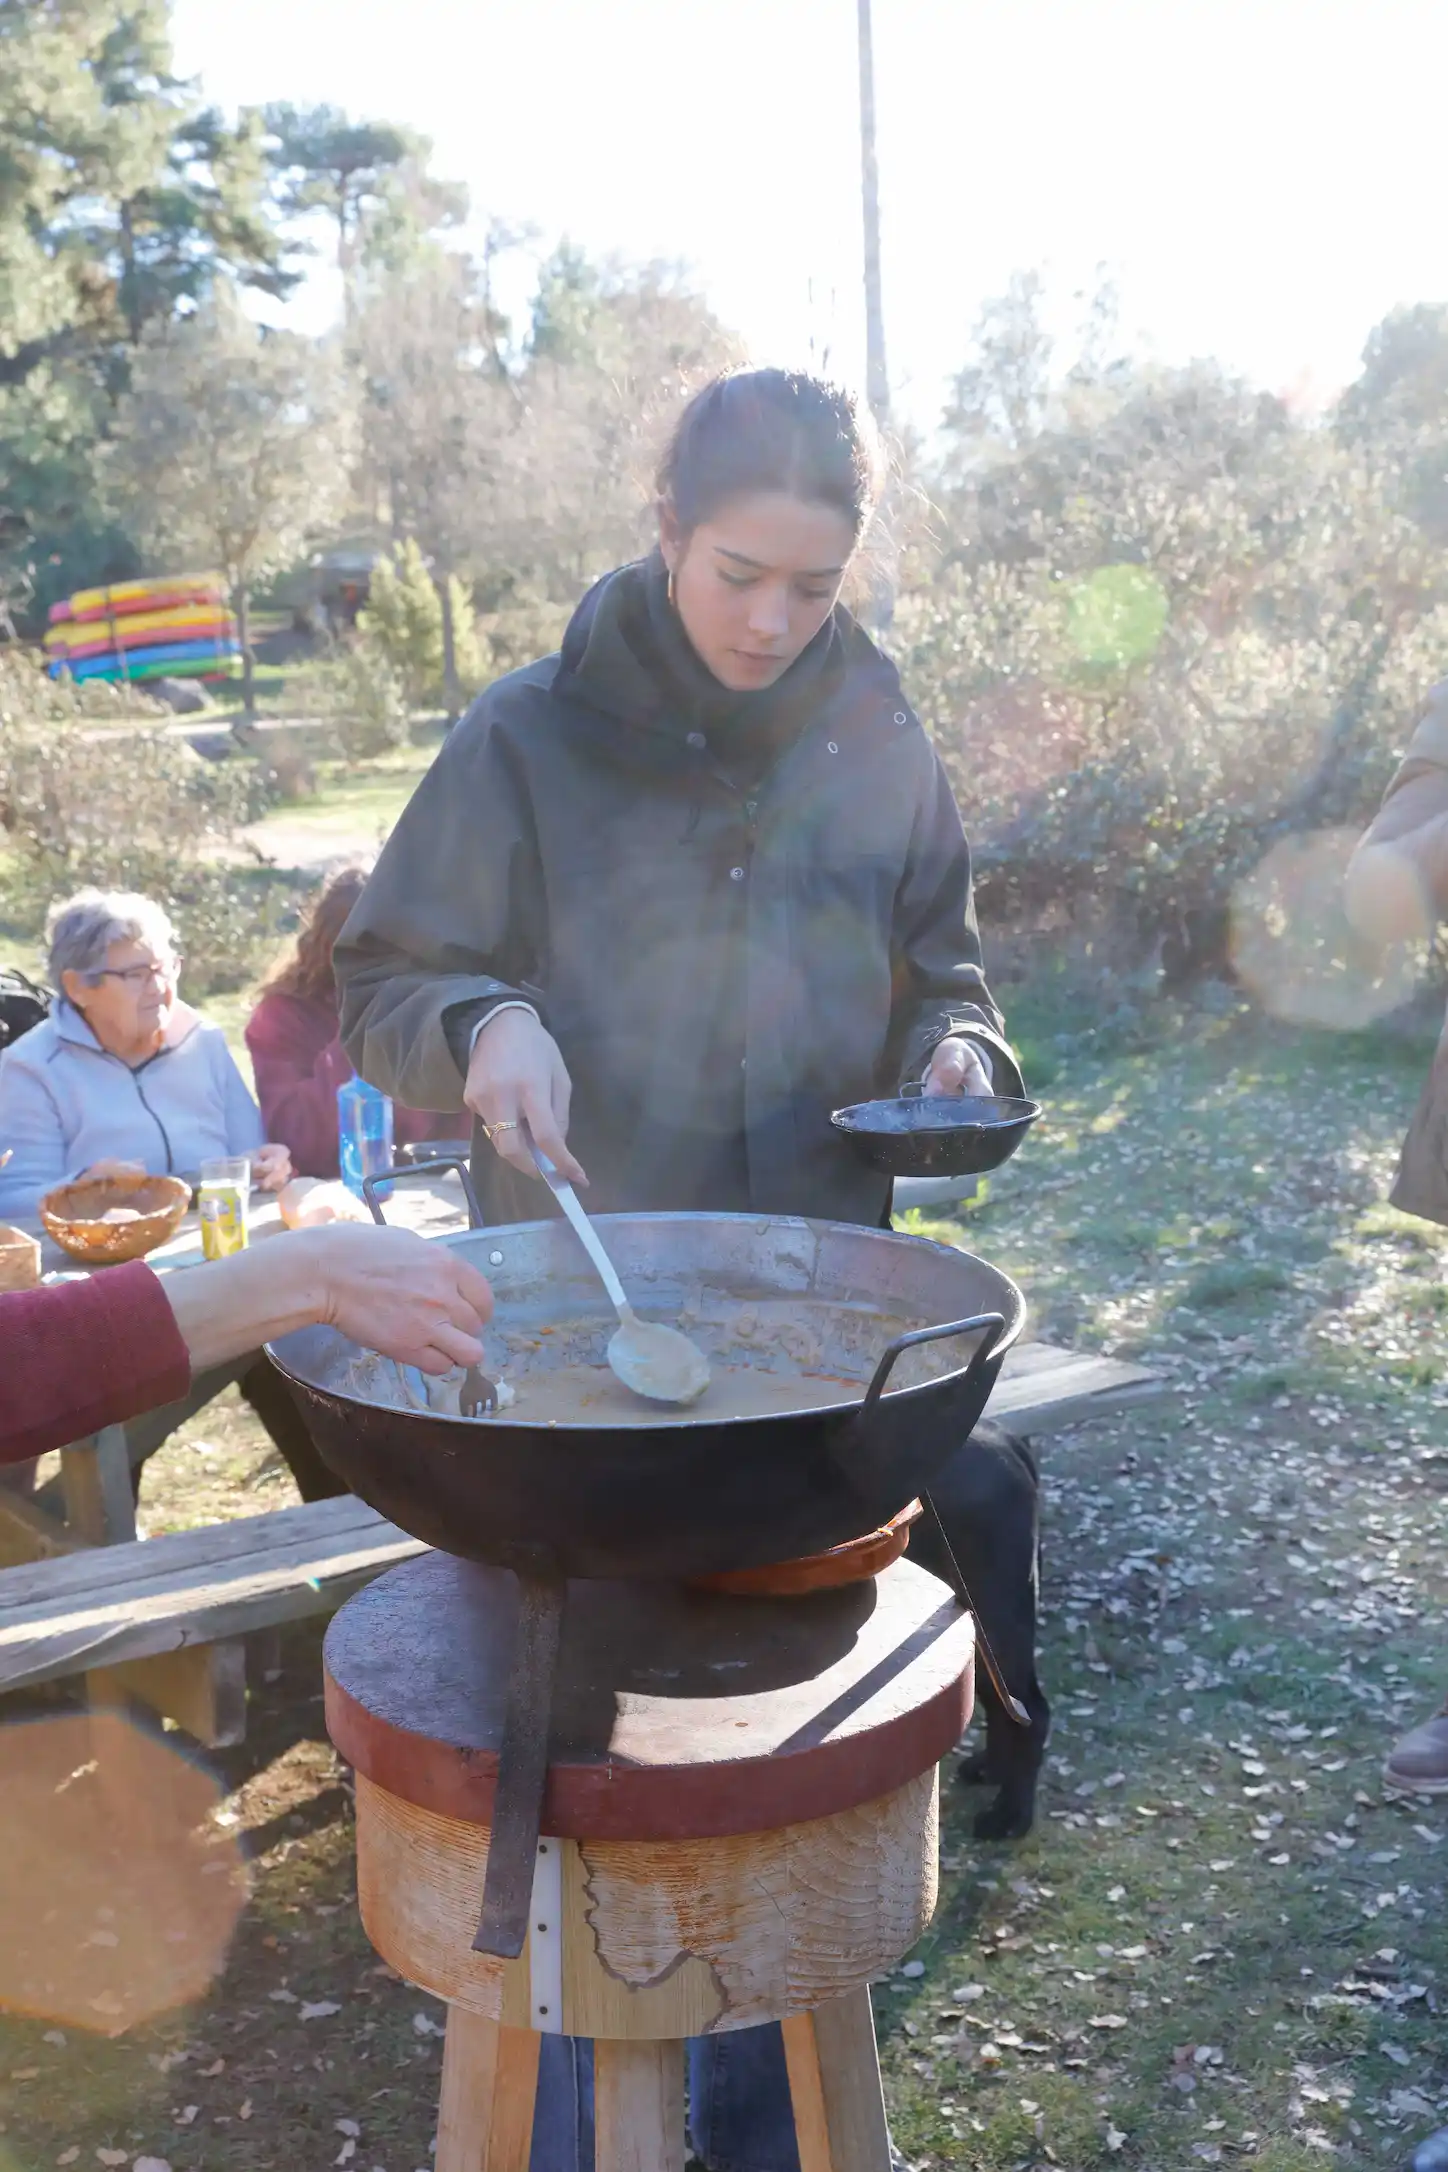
[{"xmin": 464, "ymin": 1009, "xmax": 587, "ymax": 1185}]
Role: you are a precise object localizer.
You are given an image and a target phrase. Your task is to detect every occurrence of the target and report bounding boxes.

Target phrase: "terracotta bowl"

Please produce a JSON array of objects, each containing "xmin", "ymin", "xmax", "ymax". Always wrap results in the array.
[
  {"xmin": 689, "ymin": 1500, "xmax": 923, "ymax": 1598},
  {"xmin": 40, "ymin": 1174, "xmax": 191, "ymax": 1265}
]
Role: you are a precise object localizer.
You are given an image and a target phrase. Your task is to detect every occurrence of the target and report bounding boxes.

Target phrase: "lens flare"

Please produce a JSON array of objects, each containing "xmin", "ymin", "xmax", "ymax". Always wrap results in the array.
[
  {"xmin": 1065, "ymin": 565, "xmax": 1168, "ymax": 670},
  {"xmin": 0, "ymin": 1712, "xmax": 248, "ymax": 2034}
]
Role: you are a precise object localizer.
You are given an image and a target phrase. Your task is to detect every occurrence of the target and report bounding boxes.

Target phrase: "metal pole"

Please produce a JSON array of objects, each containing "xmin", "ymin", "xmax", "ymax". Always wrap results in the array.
[{"xmin": 857, "ymin": 0, "xmax": 889, "ymax": 432}]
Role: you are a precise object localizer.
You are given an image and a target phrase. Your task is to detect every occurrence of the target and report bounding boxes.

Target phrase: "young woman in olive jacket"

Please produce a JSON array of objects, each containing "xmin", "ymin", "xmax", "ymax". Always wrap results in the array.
[{"xmin": 335, "ymin": 370, "xmax": 1027, "ymax": 2172}]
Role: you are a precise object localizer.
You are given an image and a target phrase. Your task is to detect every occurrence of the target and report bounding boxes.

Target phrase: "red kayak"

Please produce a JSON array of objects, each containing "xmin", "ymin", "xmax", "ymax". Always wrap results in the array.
[{"xmin": 45, "ymin": 606, "xmax": 236, "ymax": 663}]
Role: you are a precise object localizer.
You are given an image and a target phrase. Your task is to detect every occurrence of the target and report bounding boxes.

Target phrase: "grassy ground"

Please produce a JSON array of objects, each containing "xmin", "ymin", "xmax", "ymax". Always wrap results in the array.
[{"xmin": 1, "ymin": 1002, "xmax": 1446, "ymax": 2172}]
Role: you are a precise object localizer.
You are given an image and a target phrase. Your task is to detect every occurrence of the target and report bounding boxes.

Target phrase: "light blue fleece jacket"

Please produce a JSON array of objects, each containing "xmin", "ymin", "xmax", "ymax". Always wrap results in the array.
[{"xmin": 0, "ymin": 1000, "xmax": 264, "ymax": 1218}]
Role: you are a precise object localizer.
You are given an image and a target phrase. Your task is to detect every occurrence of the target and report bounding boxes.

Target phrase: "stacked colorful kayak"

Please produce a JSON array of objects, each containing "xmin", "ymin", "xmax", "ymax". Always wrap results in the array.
[{"xmin": 45, "ymin": 576, "xmax": 239, "ymax": 684}]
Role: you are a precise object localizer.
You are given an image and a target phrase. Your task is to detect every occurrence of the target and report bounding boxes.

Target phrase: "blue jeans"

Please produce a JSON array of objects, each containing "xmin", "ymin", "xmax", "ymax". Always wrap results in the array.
[{"xmin": 527, "ymin": 2021, "xmax": 802, "ymax": 2172}]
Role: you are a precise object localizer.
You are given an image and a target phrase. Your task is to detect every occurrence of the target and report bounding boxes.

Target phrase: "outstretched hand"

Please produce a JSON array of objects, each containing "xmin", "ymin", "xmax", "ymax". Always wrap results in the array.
[{"xmin": 306, "ymin": 1223, "xmax": 494, "ymax": 1375}]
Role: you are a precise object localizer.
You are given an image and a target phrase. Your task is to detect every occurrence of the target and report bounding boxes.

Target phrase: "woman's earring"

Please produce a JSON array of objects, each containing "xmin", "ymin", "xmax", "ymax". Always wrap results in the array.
[{"xmin": 667, "ymin": 566, "xmax": 677, "ymax": 610}]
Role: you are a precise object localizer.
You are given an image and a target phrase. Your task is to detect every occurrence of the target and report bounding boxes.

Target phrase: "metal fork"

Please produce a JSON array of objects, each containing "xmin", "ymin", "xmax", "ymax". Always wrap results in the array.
[{"xmin": 460, "ymin": 1364, "xmax": 499, "ymax": 1417}]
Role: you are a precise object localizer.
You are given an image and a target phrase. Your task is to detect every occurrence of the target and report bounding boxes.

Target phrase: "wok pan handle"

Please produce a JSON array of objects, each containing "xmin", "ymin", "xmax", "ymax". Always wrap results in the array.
[
  {"xmin": 859, "ymin": 1311, "xmax": 1008, "ymax": 1417},
  {"xmin": 362, "ymin": 1153, "xmax": 485, "ymax": 1230}
]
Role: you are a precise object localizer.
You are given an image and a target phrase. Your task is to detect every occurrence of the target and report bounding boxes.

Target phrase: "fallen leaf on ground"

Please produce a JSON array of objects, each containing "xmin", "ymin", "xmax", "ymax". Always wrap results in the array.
[{"xmin": 300, "ymin": 2000, "xmax": 342, "ymax": 2021}]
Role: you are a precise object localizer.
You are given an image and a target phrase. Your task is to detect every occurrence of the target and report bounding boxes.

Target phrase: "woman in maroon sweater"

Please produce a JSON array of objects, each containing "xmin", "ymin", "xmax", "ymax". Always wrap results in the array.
[{"xmin": 246, "ymin": 867, "xmax": 457, "ymax": 1180}]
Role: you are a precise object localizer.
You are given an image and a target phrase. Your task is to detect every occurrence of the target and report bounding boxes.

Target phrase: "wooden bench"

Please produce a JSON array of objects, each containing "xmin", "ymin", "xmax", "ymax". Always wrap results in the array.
[{"xmin": 0, "ymin": 1341, "xmax": 1160, "ymax": 1743}]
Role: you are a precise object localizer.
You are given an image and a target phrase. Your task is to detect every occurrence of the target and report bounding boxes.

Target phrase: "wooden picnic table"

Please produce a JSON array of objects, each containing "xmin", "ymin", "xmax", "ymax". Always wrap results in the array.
[{"xmin": 0, "ymin": 1173, "xmax": 469, "ymax": 1741}]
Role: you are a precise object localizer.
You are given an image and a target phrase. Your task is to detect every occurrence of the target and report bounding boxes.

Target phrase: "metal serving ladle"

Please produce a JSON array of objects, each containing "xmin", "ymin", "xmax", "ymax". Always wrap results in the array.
[{"xmin": 525, "ymin": 1128, "xmax": 711, "ymax": 1406}]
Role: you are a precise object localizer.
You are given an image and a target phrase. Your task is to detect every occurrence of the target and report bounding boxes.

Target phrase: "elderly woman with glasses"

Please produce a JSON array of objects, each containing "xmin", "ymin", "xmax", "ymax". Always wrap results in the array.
[{"xmin": 0, "ymin": 888, "xmax": 291, "ymax": 1219}]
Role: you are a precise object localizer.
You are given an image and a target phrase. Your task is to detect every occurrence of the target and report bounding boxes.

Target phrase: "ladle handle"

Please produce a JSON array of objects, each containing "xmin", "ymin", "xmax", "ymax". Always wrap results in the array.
[
  {"xmin": 859, "ymin": 1311, "xmax": 1008, "ymax": 1415},
  {"xmin": 363, "ymin": 1153, "xmax": 485, "ymax": 1231},
  {"xmin": 526, "ymin": 1133, "xmax": 631, "ymax": 1321}
]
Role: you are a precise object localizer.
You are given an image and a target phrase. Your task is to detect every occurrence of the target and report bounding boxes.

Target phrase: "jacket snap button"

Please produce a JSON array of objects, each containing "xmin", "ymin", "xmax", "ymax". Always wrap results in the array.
[
  {"xmin": 827, "ymin": 740, "xmax": 839, "ymax": 754},
  {"xmin": 686, "ymin": 731, "xmax": 706, "ymax": 749},
  {"xmin": 729, "ymin": 866, "xmax": 745, "ymax": 882},
  {"xmin": 893, "ymin": 710, "xmax": 907, "ymax": 726}
]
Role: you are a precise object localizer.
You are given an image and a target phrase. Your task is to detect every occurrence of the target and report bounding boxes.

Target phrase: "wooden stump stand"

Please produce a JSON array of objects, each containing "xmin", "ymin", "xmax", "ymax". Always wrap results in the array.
[{"xmin": 325, "ymin": 1553, "xmax": 974, "ymax": 2171}]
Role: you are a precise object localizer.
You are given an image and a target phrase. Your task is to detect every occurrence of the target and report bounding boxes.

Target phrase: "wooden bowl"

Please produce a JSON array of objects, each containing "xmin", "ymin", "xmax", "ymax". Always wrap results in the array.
[
  {"xmin": 40, "ymin": 1174, "xmax": 191, "ymax": 1265},
  {"xmin": 0, "ymin": 1224, "xmax": 41, "ymax": 1292},
  {"xmin": 689, "ymin": 1501, "xmax": 923, "ymax": 1598}
]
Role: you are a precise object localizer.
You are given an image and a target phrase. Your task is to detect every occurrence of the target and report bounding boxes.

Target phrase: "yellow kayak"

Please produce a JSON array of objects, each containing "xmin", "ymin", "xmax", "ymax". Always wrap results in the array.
[{"xmin": 52, "ymin": 575, "xmax": 224, "ymax": 624}]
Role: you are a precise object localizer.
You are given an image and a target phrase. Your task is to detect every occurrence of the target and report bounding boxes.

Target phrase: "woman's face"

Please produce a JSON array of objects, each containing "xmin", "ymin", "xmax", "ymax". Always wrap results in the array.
[
  {"xmin": 661, "ymin": 491, "xmax": 857, "ymax": 692},
  {"xmin": 64, "ymin": 936, "xmax": 179, "ymax": 1061}
]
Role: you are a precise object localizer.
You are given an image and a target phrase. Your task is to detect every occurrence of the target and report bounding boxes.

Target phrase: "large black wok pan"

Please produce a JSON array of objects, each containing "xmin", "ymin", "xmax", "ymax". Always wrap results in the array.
[
  {"xmin": 269, "ymin": 1196, "xmax": 1025, "ymax": 1579},
  {"xmin": 268, "ymin": 1160, "xmax": 1025, "ymax": 1956}
]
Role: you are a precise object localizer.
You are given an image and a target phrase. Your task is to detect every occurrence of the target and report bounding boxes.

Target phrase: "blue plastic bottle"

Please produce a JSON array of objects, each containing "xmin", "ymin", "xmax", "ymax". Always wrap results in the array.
[{"xmin": 338, "ymin": 1076, "xmax": 395, "ymax": 1200}]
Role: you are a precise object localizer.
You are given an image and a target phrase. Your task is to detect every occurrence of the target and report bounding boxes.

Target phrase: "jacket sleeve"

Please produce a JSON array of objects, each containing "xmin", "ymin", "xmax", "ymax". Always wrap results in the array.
[
  {"xmin": 245, "ymin": 996, "xmax": 352, "ymax": 1179},
  {"xmin": 888, "ymin": 749, "xmax": 1024, "ymax": 1098},
  {"xmin": 335, "ymin": 704, "xmax": 540, "ymax": 1111},
  {"xmin": 0, "ymin": 1053, "xmax": 70, "ymax": 1218},
  {"xmin": 0, "ymin": 1261, "xmax": 191, "ymax": 1464},
  {"xmin": 1347, "ymin": 682, "xmax": 1448, "ymax": 943}
]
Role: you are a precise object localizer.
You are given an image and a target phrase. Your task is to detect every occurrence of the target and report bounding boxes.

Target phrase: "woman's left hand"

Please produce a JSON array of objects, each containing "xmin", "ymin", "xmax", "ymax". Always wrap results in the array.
[
  {"xmin": 252, "ymin": 1143, "xmax": 293, "ymax": 1192},
  {"xmin": 922, "ymin": 1035, "xmax": 994, "ymax": 1099}
]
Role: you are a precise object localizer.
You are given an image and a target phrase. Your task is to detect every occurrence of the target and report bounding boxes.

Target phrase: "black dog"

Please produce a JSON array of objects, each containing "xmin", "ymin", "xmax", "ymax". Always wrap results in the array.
[{"xmin": 909, "ymin": 1418, "xmax": 1050, "ymax": 1841}]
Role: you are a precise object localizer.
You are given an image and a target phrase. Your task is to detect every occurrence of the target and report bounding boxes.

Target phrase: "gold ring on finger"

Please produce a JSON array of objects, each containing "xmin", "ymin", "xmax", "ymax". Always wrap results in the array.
[{"xmin": 482, "ymin": 1119, "xmax": 519, "ymax": 1144}]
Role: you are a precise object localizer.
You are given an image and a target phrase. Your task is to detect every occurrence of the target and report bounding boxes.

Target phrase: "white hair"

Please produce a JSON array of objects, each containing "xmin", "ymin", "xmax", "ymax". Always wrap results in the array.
[{"xmin": 46, "ymin": 889, "xmax": 179, "ymax": 987}]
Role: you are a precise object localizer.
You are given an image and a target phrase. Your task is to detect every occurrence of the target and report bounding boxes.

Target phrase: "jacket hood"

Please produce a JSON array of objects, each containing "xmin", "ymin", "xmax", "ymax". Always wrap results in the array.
[{"xmin": 552, "ymin": 553, "xmax": 911, "ymax": 752}]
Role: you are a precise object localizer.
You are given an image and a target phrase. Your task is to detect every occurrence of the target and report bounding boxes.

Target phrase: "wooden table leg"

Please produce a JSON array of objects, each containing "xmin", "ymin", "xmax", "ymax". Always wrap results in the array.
[
  {"xmin": 61, "ymin": 1425, "xmax": 137, "ymax": 1545},
  {"xmin": 594, "ymin": 2040, "xmax": 686, "ymax": 2172},
  {"xmin": 436, "ymin": 2007, "xmax": 539, "ymax": 2172},
  {"xmin": 87, "ymin": 1640, "xmax": 249, "ymax": 1748},
  {"xmin": 783, "ymin": 1989, "xmax": 893, "ymax": 2172}
]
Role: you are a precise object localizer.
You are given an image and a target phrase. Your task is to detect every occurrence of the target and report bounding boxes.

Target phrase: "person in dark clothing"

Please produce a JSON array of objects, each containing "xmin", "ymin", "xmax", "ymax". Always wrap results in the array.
[{"xmin": 335, "ymin": 369, "xmax": 1028, "ymax": 2172}]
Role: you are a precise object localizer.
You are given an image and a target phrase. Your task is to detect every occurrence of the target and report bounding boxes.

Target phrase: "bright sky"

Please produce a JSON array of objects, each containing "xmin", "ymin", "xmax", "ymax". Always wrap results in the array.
[{"xmin": 172, "ymin": 0, "xmax": 1447, "ymax": 431}]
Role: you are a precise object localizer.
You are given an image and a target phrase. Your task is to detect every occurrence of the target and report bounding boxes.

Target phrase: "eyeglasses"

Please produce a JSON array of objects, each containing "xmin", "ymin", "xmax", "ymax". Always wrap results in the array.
[{"xmin": 87, "ymin": 956, "xmax": 182, "ymax": 987}]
